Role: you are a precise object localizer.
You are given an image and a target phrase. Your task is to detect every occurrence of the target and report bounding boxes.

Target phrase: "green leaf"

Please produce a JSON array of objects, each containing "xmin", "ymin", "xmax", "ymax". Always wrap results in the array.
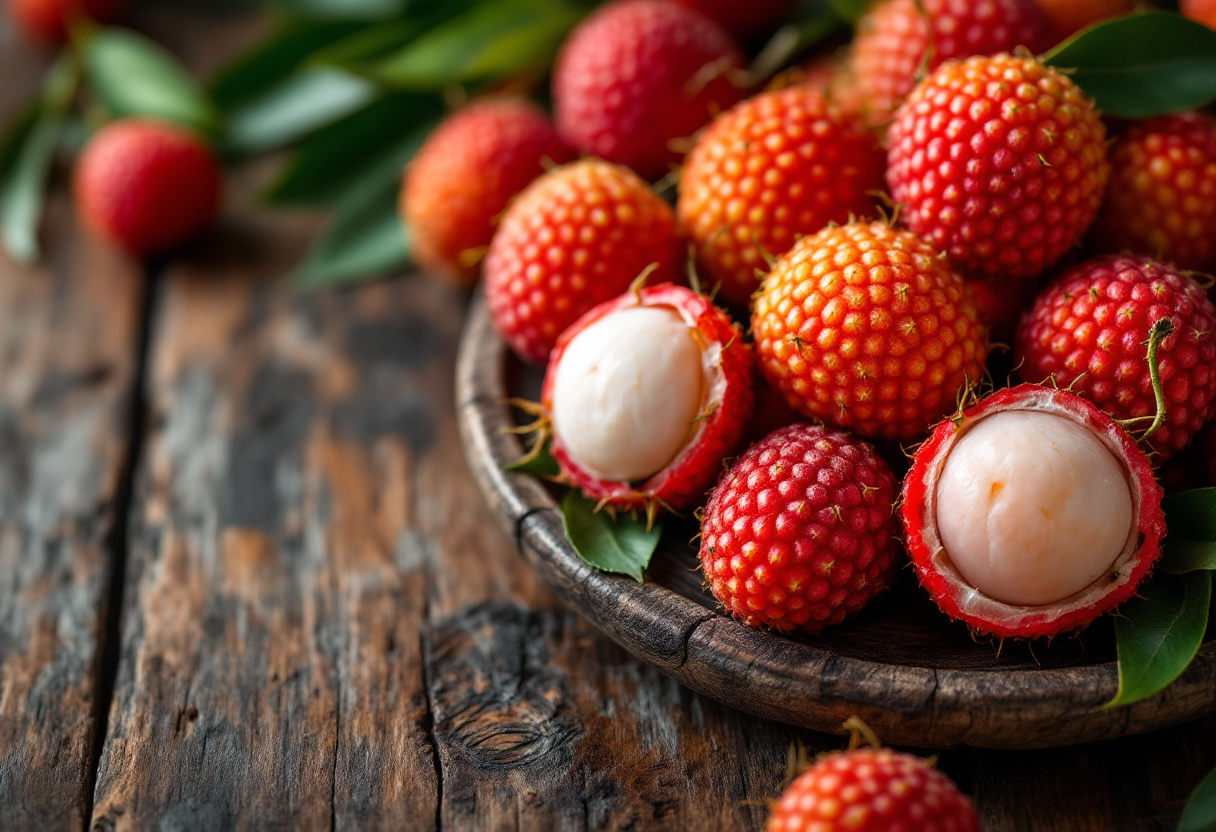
[
  {"xmin": 264, "ymin": 93, "xmax": 440, "ymax": 206},
  {"xmin": 309, "ymin": 19, "xmax": 428, "ymax": 70},
  {"xmin": 1042, "ymin": 12, "xmax": 1216, "ymax": 118},
  {"xmin": 1161, "ymin": 489, "xmax": 1216, "ymax": 574},
  {"xmin": 1107, "ymin": 570, "xmax": 1212, "ymax": 707},
  {"xmin": 210, "ymin": 19, "xmax": 369, "ymax": 111},
  {"xmin": 504, "ymin": 442, "xmax": 560, "ymax": 477},
  {"xmin": 269, "ymin": 0, "xmax": 408, "ymax": 19},
  {"xmin": 559, "ymin": 491, "xmax": 661, "ymax": 583},
  {"xmin": 372, "ymin": 0, "xmax": 582, "ymax": 89},
  {"xmin": 293, "ymin": 170, "xmax": 408, "ymax": 288},
  {"xmin": 828, "ymin": 0, "xmax": 876, "ymax": 23},
  {"xmin": 1, "ymin": 56, "xmax": 78, "ymax": 266},
  {"xmin": 1179, "ymin": 765, "xmax": 1216, "ymax": 832},
  {"xmin": 82, "ymin": 27, "xmax": 220, "ymax": 133},
  {"xmin": 222, "ymin": 66, "xmax": 377, "ymax": 155},
  {"xmin": 749, "ymin": 0, "xmax": 846, "ymax": 81}
]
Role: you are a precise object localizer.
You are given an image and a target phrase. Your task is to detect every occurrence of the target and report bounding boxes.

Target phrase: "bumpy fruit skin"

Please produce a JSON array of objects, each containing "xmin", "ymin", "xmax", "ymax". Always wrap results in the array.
[
  {"xmin": 485, "ymin": 159, "xmax": 681, "ymax": 364},
  {"xmin": 887, "ymin": 54, "xmax": 1109, "ymax": 282},
  {"xmin": 671, "ymin": 0, "xmax": 796, "ymax": 39},
  {"xmin": 1033, "ymin": 0, "xmax": 1131, "ymax": 37},
  {"xmin": 768, "ymin": 748, "xmax": 980, "ymax": 832},
  {"xmin": 1092, "ymin": 111, "xmax": 1216, "ymax": 272},
  {"xmin": 9, "ymin": 0, "xmax": 122, "ymax": 45},
  {"xmin": 852, "ymin": 0, "xmax": 1054, "ymax": 117},
  {"xmin": 543, "ymin": 284, "xmax": 754, "ymax": 513},
  {"xmin": 552, "ymin": 0, "xmax": 745, "ymax": 180},
  {"xmin": 402, "ymin": 99, "xmax": 574, "ymax": 285},
  {"xmin": 678, "ymin": 88, "xmax": 886, "ymax": 307},
  {"xmin": 752, "ymin": 222, "xmax": 988, "ymax": 441},
  {"xmin": 1015, "ymin": 255, "xmax": 1216, "ymax": 457},
  {"xmin": 700, "ymin": 424, "xmax": 899, "ymax": 632},
  {"xmin": 902, "ymin": 385, "xmax": 1165, "ymax": 639},
  {"xmin": 1182, "ymin": 0, "xmax": 1216, "ymax": 29},
  {"xmin": 75, "ymin": 119, "xmax": 222, "ymax": 257}
]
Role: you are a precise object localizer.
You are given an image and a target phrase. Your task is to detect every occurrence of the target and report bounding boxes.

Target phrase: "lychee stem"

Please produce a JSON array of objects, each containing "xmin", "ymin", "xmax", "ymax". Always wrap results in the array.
[{"xmin": 1116, "ymin": 318, "xmax": 1175, "ymax": 442}]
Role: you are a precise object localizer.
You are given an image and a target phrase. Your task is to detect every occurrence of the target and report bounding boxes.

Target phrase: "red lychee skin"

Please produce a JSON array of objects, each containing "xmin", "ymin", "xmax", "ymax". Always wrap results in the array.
[
  {"xmin": 402, "ymin": 99, "xmax": 575, "ymax": 286},
  {"xmin": 767, "ymin": 748, "xmax": 980, "ymax": 832},
  {"xmin": 752, "ymin": 222, "xmax": 988, "ymax": 442},
  {"xmin": 543, "ymin": 284, "xmax": 755, "ymax": 513},
  {"xmin": 9, "ymin": 0, "xmax": 123, "ymax": 45},
  {"xmin": 1015, "ymin": 255, "xmax": 1216, "ymax": 457},
  {"xmin": 678, "ymin": 88, "xmax": 886, "ymax": 308},
  {"xmin": 552, "ymin": 0, "xmax": 745, "ymax": 180},
  {"xmin": 902, "ymin": 384, "xmax": 1166, "ymax": 639},
  {"xmin": 75, "ymin": 119, "xmax": 222, "ymax": 257},
  {"xmin": 1032, "ymin": 0, "xmax": 1132, "ymax": 37},
  {"xmin": 699, "ymin": 424, "xmax": 899, "ymax": 633},
  {"xmin": 887, "ymin": 54, "xmax": 1110, "ymax": 282},
  {"xmin": 671, "ymin": 0, "xmax": 797, "ymax": 39},
  {"xmin": 1182, "ymin": 0, "xmax": 1216, "ymax": 30},
  {"xmin": 852, "ymin": 0, "xmax": 1055, "ymax": 118},
  {"xmin": 485, "ymin": 159, "xmax": 682, "ymax": 365},
  {"xmin": 1092, "ymin": 111, "xmax": 1216, "ymax": 273}
]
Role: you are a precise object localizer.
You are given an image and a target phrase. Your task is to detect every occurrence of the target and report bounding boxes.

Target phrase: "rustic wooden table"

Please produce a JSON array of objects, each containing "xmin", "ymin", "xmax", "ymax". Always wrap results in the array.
[{"xmin": 0, "ymin": 7, "xmax": 1213, "ymax": 831}]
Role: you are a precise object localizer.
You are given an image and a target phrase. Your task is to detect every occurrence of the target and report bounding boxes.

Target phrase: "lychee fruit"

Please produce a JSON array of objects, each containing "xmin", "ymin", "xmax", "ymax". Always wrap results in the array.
[
  {"xmin": 552, "ymin": 0, "xmax": 745, "ymax": 180},
  {"xmin": 401, "ymin": 98, "xmax": 575, "ymax": 286},
  {"xmin": 1032, "ymin": 0, "xmax": 1132, "ymax": 37},
  {"xmin": 1015, "ymin": 255, "xmax": 1216, "ymax": 457},
  {"xmin": 887, "ymin": 53, "xmax": 1109, "ymax": 282},
  {"xmin": 75, "ymin": 118, "xmax": 223, "ymax": 257},
  {"xmin": 752, "ymin": 222, "xmax": 988, "ymax": 442},
  {"xmin": 902, "ymin": 384, "xmax": 1166, "ymax": 638},
  {"xmin": 677, "ymin": 88, "xmax": 886, "ymax": 307},
  {"xmin": 700, "ymin": 423, "xmax": 900, "ymax": 632},
  {"xmin": 484, "ymin": 159, "xmax": 682, "ymax": 364},
  {"xmin": 542, "ymin": 283, "xmax": 754, "ymax": 517},
  {"xmin": 9, "ymin": 0, "xmax": 123, "ymax": 45},
  {"xmin": 671, "ymin": 0, "xmax": 797, "ymax": 39},
  {"xmin": 1182, "ymin": 0, "xmax": 1216, "ymax": 30},
  {"xmin": 1091, "ymin": 111, "xmax": 1216, "ymax": 273},
  {"xmin": 768, "ymin": 747, "xmax": 980, "ymax": 832},
  {"xmin": 851, "ymin": 0, "xmax": 1055, "ymax": 119}
]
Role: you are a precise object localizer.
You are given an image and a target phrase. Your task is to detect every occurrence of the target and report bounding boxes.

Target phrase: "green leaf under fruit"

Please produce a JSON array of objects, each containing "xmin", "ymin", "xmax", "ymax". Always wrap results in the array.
[
  {"xmin": 293, "ymin": 169, "xmax": 408, "ymax": 288},
  {"xmin": 504, "ymin": 442, "xmax": 560, "ymax": 478},
  {"xmin": 1042, "ymin": 12, "xmax": 1216, "ymax": 118},
  {"xmin": 560, "ymin": 491, "xmax": 661, "ymax": 584},
  {"xmin": 1107, "ymin": 570, "xmax": 1211, "ymax": 708},
  {"xmin": 1161, "ymin": 489, "xmax": 1216, "ymax": 574},
  {"xmin": 82, "ymin": 27, "xmax": 221, "ymax": 133},
  {"xmin": 0, "ymin": 55, "xmax": 77, "ymax": 266},
  {"xmin": 1179, "ymin": 765, "xmax": 1216, "ymax": 832},
  {"xmin": 371, "ymin": 0, "xmax": 582, "ymax": 89}
]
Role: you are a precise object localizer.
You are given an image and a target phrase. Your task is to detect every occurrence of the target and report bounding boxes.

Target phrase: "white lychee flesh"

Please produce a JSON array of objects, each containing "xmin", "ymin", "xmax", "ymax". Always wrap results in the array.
[
  {"xmin": 551, "ymin": 306, "xmax": 705, "ymax": 483},
  {"xmin": 934, "ymin": 410, "xmax": 1134, "ymax": 607}
]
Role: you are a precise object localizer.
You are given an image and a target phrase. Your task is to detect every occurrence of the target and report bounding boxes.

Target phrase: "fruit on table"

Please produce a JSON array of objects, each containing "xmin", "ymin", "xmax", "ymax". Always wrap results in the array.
[
  {"xmin": 9, "ymin": 0, "xmax": 123, "ymax": 45},
  {"xmin": 75, "ymin": 118, "xmax": 222, "ymax": 257},
  {"xmin": 484, "ymin": 158, "xmax": 681, "ymax": 365},
  {"xmin": 1182, "ymin": 0, "xmax": 1216, "ymax": 29},
  {"xmin": 678, "ymin": 87, "xmax": 886, "ymax": 308},
  {"xmin": 552, "ymin": 0, "xmax": 745, "ymax": 180},
  {"xmin": 671, "ymin": 0, "xmax": 797, "ymax": 39},
  {"xmin": 402, "ymin": 99, "xmax": 574, "ymax": 286},
  {"xmin": 767, "ymin": 747, "xmax": 980, "ymax": 831},
  {"xmin": 752, "ymin": 222, "xmax": 988, "ymax": 441},
  {"xmin": 543, "ymin": 284, "xmax": 754, "ymax": 515},
  {"xmin": 1091, "ymin": 111, "xmax": 1216, "ymax": 273},
  {"xmin": 902, "ymin": 384, "xmax": 1165, "ymax": 638},
  {"xmin": 700, "ymin": 423, "xmax": 899, "ymax": 632},
  {"xmin": 887, "ymin": 54, "xmax": 1109, "ymax": 283},
  {"xmin": 1032, "ymin": 0, "xmax": 1132, "ymax": 37},
  {"xmin": 851, "ymin": 0, "xmax": 1054, "ymax": 119},
  {"xmin": 1015, "ymin": 255, "xmax": 1216, "ymax": 457}
]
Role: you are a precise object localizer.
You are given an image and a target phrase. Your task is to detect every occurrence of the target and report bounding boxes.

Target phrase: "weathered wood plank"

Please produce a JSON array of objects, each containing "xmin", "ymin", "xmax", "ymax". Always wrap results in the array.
[{"xmin": 0, "ymin": 198, "xmax": 144, "ymax": 831}]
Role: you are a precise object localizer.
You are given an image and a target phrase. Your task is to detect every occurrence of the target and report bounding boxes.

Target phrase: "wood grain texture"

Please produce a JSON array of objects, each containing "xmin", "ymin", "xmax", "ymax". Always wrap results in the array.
[
  {"xmin": 0, "ymin": 200, "xmax": 143, "ymax": 830},
  {"xmin": 456, "ymin": 291, "xmax": 1216, "ymax": 751}
]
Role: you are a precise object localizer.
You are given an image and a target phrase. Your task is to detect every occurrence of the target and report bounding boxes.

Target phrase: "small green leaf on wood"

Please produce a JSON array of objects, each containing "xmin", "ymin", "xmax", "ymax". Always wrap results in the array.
[
  {"xmin": 1179, "ymin": 765, "xmax": 1216, "ymax": 832},
  {"xmin": 1042, "ymin": 12, "xmax": 1216, "ymax": 118},
  {"xmin": 504, "ymin": 441, "xmax": 560, "ymax": 477},
  {"xmin": 560, "ymin": 491, "xmax": 661, "ymax": 583},
  {"xmin": 293, "ymin": 171, "xmax": 408, "ymax": 288},
  {"xmin": 1107, "ymin": 570, "xmax": 1212, "ymax": 708},
  {"xmin": 1, "ymin": 55, "xmax": 77, "ymax": 266},
  {"xmin": 82, "ymin": 27, "xmax": 221, "ymax": 133}
]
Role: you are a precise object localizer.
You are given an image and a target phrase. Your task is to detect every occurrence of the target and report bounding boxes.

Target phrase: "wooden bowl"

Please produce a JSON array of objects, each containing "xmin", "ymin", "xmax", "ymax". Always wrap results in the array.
[{"xmin": 456, "ymin": 292, "xmax": 1216, "ymax": 749}]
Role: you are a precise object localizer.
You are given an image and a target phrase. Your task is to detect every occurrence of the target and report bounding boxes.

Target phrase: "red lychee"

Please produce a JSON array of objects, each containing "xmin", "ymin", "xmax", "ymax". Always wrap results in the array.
[
  {"xmin": 1182, "ymin": 0, "xmax": 1216, "ymax": 29},
  {"xmin": 1033, "ymin": 0, "xmax": 1132, "ymax": 37},
  {"xmin": 9, "ymin": 0, "xmax": 123, "ymax": 45}
]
